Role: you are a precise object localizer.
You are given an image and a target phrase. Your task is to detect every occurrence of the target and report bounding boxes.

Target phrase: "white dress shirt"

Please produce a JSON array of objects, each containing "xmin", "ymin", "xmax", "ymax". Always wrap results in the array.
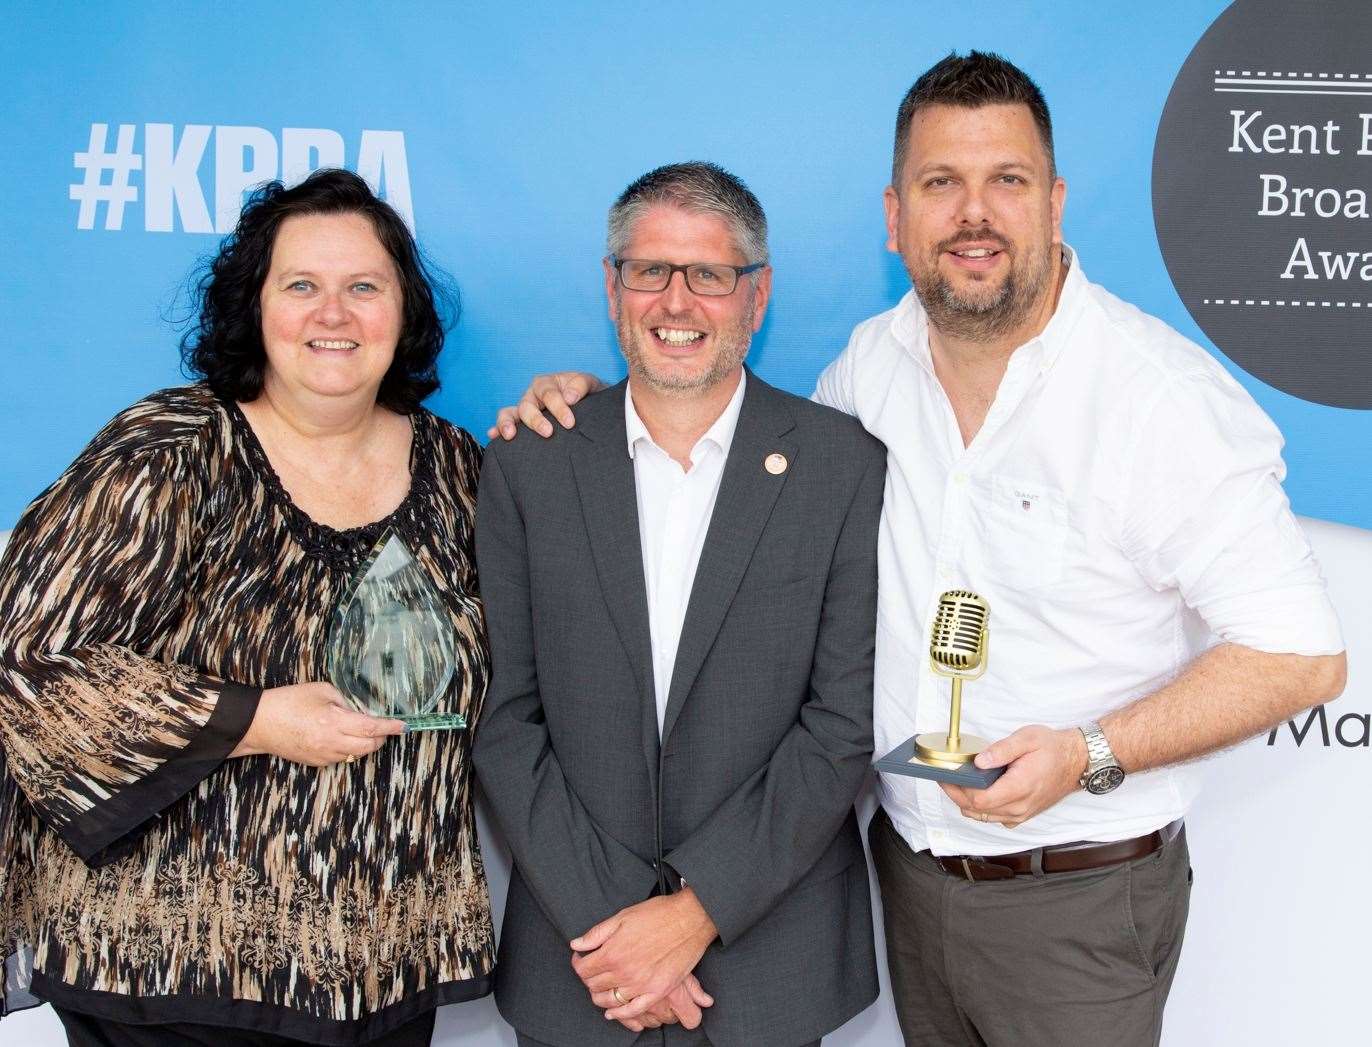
[
  {"xmin": 815, "ymin": 247, "xmax": 1343, "ymax": 857},
  {"xmin": 627, "ymin": 371, "xmax": 747, "ymax": 735}
]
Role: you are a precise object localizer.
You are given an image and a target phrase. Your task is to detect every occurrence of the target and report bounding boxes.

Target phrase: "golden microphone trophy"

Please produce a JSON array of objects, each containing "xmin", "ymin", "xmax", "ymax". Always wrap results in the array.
[{"xmin": 874, "ymin": 589, "xmax": 1004, "ymax": 788}]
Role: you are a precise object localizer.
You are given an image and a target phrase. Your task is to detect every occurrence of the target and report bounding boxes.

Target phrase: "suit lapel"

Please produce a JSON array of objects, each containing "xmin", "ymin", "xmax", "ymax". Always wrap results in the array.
[
  {"xmin": 660, "ymin": 373, "xmax": 797, "ymax": 744},
  {"xmin": 568, "ymin": 382, "xmax": 661, "ymax": 792}
]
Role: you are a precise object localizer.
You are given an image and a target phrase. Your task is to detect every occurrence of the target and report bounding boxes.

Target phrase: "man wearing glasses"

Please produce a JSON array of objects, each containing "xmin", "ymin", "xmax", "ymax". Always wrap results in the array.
[{"xmin": 474, "ymin": 162, "xmax": 884, "ymax": 1046}]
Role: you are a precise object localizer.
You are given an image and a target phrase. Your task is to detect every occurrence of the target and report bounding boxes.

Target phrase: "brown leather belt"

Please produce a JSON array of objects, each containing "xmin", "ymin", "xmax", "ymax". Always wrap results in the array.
[{"xmin": 931, "ymin": 820, "xmax": 1183, "ymax": 882}]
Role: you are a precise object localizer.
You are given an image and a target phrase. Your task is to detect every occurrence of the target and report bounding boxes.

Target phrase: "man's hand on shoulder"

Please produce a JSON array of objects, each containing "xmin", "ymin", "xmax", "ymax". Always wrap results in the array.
[
  {"xmin": 488, "ymin": 371, "xmax": 604, "ymax": 441},
  {"xmin": 570, "ymin": 888, "xmax": 718, "ymax": 1026},
  {"xmin": 940, "ymin": 725, "xmax": 1087, "ymax": 829}
]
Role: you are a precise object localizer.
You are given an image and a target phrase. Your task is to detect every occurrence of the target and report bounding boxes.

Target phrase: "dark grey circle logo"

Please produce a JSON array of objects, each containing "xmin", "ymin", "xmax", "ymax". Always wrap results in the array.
[{"xmin": 1153, "ymin": 0, "xmax": 1372, "ymax": 409}]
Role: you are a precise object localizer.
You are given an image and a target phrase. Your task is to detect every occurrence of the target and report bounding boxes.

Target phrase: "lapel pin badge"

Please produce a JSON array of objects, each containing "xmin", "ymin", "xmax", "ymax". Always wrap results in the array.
[{"xmin": 764, "ymin": 452, "xmax": 788, "ymax": 475}]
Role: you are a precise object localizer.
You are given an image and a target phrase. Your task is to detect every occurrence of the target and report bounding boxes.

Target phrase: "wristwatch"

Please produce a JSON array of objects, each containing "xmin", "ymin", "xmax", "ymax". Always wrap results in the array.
[{"xmin": 1078, "ymin": 720, "xmax": 1126, "ymax": 795}]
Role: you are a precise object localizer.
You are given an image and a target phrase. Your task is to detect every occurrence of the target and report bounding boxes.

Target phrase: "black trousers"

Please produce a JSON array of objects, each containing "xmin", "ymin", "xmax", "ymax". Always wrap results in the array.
[{"xmin": 53, "ymin": 1005, "xmax": 436, "ymax": 1047}]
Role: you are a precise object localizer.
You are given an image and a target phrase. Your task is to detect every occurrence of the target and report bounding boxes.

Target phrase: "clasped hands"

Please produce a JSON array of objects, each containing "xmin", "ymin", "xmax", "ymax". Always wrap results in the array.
[
  {"xmin": 569, "ymin": 887, "xmax": 718, "ymax": 1032},
  {"xmin": 940, "ymin": 724, "xmax": 1089, "ymax": 829}
]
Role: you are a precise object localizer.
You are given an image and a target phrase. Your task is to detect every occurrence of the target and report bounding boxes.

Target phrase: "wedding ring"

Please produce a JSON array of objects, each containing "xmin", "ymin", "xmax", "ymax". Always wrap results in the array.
[{"xmin": 612, "ymin": 987, "xmax": 628, "ymax": 1006}]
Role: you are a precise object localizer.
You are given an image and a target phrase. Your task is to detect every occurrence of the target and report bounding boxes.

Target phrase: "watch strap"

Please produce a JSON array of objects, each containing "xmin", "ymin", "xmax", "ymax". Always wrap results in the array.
[{"xmin": 1079, "ymin": 719, "xmax": 1122, "ymax": 788}]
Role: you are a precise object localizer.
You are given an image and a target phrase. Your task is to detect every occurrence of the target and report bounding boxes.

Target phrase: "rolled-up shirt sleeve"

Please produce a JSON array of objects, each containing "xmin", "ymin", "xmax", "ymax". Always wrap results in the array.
[{"xmin": 1117, "ymin": 370, "xmax": 1344, "ymax": 656}]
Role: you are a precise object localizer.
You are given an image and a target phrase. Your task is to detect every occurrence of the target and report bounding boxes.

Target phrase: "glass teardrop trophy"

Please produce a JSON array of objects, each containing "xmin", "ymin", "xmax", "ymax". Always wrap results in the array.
[{"xmin": 325, "ymin": 529, "xmax": 466, "ymax": 732}]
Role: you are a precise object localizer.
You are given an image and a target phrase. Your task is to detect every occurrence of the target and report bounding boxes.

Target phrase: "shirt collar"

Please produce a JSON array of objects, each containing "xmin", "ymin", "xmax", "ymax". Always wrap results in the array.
[
  {"xmin": 1033, "ymin": 244, "xmax": 1086, "ymax": 373},
  {"xmin": 891, "ymin": 243, "xmax": 1088, "ymax": 376},
  {"xmin": 625, "ymin": 369, "xmax": 748, "ymax": 462}
]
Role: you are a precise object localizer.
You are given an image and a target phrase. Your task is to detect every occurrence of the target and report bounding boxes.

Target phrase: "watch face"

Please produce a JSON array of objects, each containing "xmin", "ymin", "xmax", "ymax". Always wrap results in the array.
[{"xmin": 1087, "ymin": 766, "xmax": 1125, "ymax": 795}]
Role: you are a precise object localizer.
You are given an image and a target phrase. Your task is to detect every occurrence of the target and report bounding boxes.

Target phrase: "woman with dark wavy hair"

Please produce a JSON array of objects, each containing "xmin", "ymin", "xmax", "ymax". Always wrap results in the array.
[{"xmin": 0, "ymin": 168, "xmax": 494, "ymax": 1045}]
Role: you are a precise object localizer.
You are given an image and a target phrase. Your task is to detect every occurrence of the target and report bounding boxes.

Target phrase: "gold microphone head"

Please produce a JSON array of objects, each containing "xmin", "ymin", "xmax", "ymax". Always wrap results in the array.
[{"xmin": 929, "ymin": 589, "xmax": 989, "ymax": 680}]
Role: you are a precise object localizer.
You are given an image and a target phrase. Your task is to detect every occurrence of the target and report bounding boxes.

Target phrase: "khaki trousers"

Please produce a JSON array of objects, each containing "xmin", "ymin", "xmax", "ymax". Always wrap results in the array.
[{"xmin": 869, "ymin": 807, "xmax": 1191, "ymax": 1047}]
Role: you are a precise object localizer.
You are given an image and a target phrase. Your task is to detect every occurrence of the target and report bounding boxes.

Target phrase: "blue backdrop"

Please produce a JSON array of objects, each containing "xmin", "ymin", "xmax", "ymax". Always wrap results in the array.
[
  {"xmin": 3, "ymin": 1, "xmax": 1367, "ymax": 531},
  {"xmin": 5, "ymin": 7, "xmax": 1372, "ymax": 1047}
]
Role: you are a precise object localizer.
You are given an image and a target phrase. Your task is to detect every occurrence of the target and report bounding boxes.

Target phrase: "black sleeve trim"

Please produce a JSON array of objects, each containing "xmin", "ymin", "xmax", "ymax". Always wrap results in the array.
[{"xmin": 60, "ymin": 682, "xmax": 262, "ymax": 867}]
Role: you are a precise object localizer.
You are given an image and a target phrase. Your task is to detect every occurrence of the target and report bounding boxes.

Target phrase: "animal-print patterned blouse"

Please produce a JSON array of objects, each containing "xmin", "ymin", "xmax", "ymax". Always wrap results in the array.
[{"xmin": 0, "ymin": 384, "xmax": 495, "ymax": 1043}]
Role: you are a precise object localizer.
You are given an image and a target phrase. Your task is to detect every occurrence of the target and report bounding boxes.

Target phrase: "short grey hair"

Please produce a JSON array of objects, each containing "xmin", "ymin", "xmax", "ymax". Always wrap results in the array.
[{"xmin": 607, "ymin": 162, "xmax": 769, "ymax": 266}]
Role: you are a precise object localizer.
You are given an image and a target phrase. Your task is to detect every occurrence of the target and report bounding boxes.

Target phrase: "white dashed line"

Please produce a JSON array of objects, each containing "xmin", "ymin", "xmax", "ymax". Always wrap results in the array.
[
  {"xmin": 1213, "ymin": 70, "xmax": 1365, "ymax": 80},
  {"xmin": 1203, "ymin": 298, "xmax": 1372, "ymax": 308}
]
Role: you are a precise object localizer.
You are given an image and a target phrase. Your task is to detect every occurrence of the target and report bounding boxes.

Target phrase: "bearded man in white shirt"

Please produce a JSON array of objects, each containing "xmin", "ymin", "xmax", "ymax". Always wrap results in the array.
[{"xmin": 491, "ymin": 52, "xmax": 1347, "ymax": 1046}]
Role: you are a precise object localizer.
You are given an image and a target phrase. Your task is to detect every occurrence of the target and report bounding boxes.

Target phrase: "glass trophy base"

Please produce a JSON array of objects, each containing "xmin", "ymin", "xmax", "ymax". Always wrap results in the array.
[{"xmin": 400, "ymin": 713, "xmax": 467, "ymax": 733}]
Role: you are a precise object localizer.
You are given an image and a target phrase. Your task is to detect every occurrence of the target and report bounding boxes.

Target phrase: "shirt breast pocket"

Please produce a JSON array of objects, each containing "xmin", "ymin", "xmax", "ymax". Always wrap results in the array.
[{"xmin": 974, "ymin": 476, "xmax": 1069, "ymax": 593}]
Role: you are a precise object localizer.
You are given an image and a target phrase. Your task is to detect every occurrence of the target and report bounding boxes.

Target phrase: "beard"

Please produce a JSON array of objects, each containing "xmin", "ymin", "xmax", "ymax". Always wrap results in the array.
[
  {"xmin": 616, "ymin": 289, "xmax": 754, "ymax": 394},
  {"xmin": 908, "ymin": 231, "xmax": 1054, "ymax": 343}
]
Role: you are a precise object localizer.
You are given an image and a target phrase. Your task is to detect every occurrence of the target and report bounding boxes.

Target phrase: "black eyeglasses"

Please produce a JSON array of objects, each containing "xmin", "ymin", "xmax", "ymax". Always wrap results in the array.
[{"xmin": 610, "ymin": 255, "xmax": 767, "ymax": 296}]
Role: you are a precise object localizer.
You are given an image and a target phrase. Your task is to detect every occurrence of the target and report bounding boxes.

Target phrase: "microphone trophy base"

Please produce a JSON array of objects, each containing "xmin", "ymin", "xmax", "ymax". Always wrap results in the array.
[
  {"xmin": 874, "ymin": 733, "xmax": 1005, "ymax": 789},
  {"xmin": 914, "ymin": 732, "xmax": 988, "ymax": 767}
]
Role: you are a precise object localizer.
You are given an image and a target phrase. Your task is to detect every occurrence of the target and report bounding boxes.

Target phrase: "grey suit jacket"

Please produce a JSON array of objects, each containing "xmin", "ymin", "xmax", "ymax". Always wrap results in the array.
[{"xmin": 473, "ymin": 371, "xmax": 884, "ymax": 1046}]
